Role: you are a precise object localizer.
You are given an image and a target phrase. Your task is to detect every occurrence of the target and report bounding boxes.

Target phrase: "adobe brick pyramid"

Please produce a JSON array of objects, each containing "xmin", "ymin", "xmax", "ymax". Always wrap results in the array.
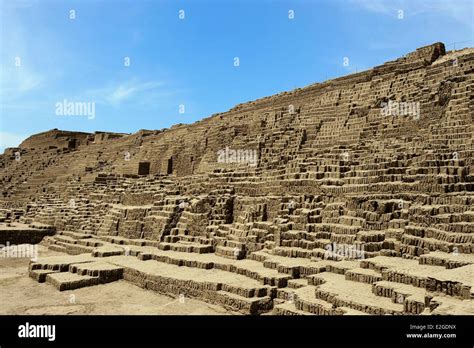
[{"xmin": 1, "ymin": 42, "xmax": 473, "ymax": 315}]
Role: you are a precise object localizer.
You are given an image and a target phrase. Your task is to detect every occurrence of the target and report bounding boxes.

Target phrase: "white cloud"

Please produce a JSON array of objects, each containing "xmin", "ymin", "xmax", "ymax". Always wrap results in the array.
[
  {"xmin": 2, "ymin": 0, "xmax": 39, "ymax": 9},
  {"xmin": 0, "ymin": 1, "xmax": 45, "ymax": 104},
  {"xmin": 0, "ymin": 131, "xmax": 27, "ymax": 153},
  {"xmin": 105, "ymin": 80, "xmax": 165, "ymax": 106},
  {"xmin": 0, "ymin": 63, "xmax": 43, "ymax": 103},
  {"xmin": 83, "ymin": 80, "xmax": 170, "ymax": 107},
  {"xmin": 349, "ymin": 0, "xmax": 393, "ymax": 15},
  {"xmin": 348, "ymin": 0, "xmax": 474, "ymax": 28}
]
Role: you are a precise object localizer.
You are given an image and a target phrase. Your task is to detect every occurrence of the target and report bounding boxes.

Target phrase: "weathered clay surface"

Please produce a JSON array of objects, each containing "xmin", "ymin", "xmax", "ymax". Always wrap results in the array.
[{"xmin": 0, "ymin": 43, "xmax": 473, "ymax": 315}]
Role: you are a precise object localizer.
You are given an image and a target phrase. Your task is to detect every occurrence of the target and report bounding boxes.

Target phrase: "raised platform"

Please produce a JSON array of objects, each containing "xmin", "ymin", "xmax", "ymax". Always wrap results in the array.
[{"xmin": 0, "ymin": 222, "xmax": 55, "ymax": 245}]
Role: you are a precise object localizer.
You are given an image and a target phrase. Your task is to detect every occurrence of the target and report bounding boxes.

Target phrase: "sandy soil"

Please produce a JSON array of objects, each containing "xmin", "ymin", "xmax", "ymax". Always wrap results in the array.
[{"xmin": 0, "ymin": 244, "xmax": 232, "ymax": 315}]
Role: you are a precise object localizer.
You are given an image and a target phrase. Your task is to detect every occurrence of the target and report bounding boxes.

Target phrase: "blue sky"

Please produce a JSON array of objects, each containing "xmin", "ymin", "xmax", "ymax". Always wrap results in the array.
[{"xmin": 1, "ymin": 0, "xmax": 473, "ymax": 152}]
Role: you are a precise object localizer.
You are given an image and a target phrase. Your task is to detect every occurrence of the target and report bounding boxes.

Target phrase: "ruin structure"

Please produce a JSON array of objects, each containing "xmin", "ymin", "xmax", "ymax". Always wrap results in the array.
[{"xmin": 1, "ymin": 42, "xmax": 473, "ymax": 315}]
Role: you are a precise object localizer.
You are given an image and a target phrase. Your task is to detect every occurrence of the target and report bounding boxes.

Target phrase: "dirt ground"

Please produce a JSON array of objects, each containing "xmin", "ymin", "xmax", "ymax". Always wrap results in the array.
[{"xmin": 0, "ymin": 244, "xmax": 232, "ymax": 315}]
